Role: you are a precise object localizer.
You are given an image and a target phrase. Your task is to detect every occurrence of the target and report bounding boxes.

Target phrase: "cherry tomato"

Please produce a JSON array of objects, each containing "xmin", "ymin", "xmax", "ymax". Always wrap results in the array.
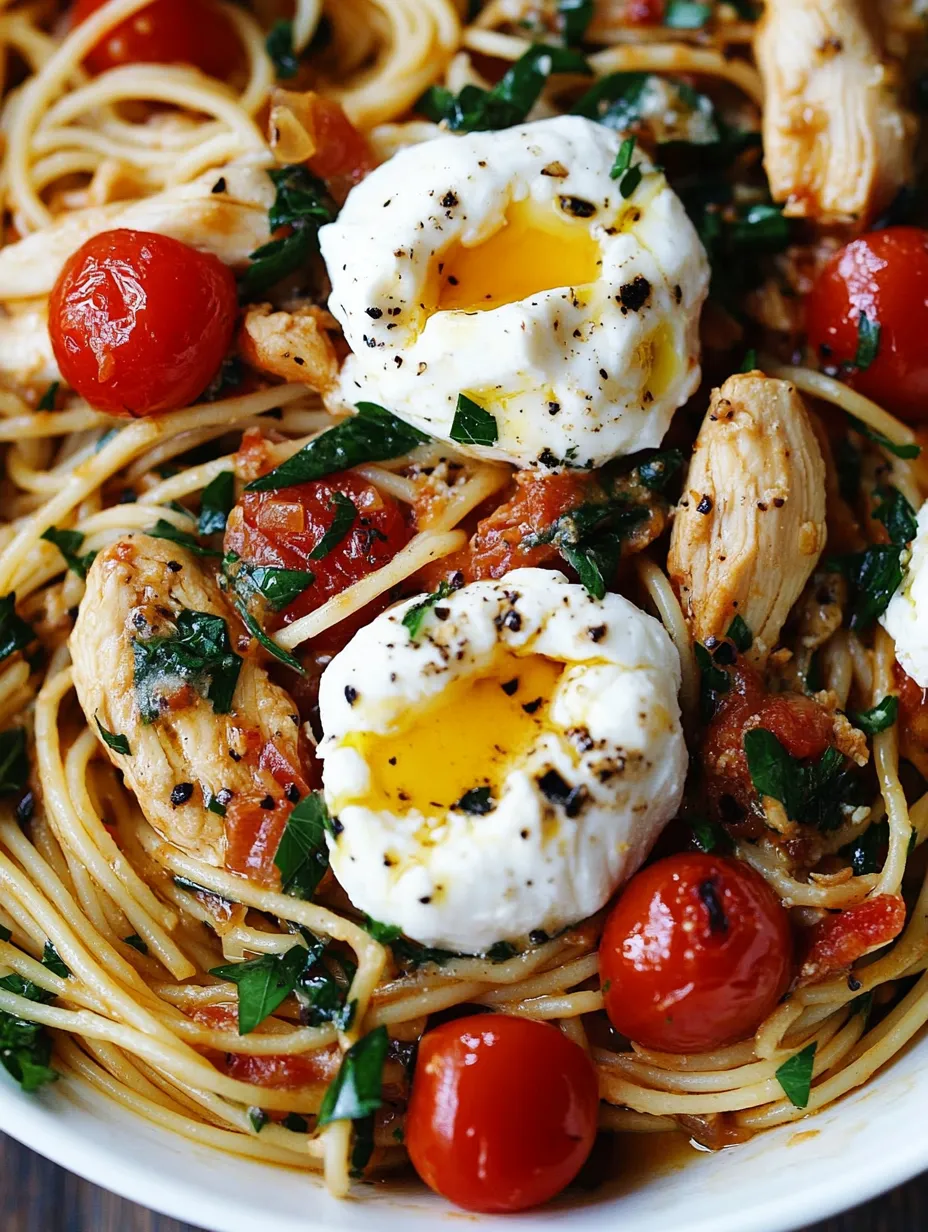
[
  {"xmin": 72, "ymin": 0, "xmax": 241, "ymax": 78},
  {"xmin": 224, "ymin": 471, "xmax": 411, "ymax": 625},
  {"xmin": 600, "ymin": 853, "xmax": 793, "ymax": 1053},
  {"xmin": 806, "ymin": 226, "xmax": 928, "ymax": 422},
  {"xmin": 49, "ymin": 229, "xmax": 238, "ymax": 417},
  {"xmin": 406, "ymin": 1014, "xmax": 599, "ymax": 1213}
]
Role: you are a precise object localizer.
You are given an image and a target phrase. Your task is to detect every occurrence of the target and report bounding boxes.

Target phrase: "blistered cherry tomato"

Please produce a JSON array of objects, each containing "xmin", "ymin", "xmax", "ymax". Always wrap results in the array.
[
  {"xmin": 49, "ymin": 229, "xmax": 238, "ymax": 416},
  {"xmin": 600, "ymin": 854, "xmax": 793, "ymax": 1053},
  {"xmin": 806, "ymin": 226, "xmax": 928, "ymax": 422},
  {"xmin": 406, "ymin": 1014, "xmax": 599, "ymax": 1213},
  {"xmin": 224, "ymin": 471, "xmax": 411, "ymax": 625},
  {"xmin": 72, "ymin": 0, "xmax": 241, "ymax": 78}
]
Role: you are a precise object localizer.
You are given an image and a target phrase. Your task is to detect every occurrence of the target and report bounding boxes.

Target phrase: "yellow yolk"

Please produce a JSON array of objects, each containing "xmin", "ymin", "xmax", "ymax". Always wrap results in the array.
[
  {"xmin": 436, "ymin": 198, "xmax": 600, "ymax": 313},
  {"xmin": 341, "ymin": 652, "xmax": 563, "ymax": 818},
  {"xmin": 638, "ymin": 323, "xmax": 677, "ymax": 402}
]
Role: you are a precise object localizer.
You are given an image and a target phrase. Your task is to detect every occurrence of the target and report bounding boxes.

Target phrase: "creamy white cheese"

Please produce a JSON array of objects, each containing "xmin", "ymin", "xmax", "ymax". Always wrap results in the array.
[
  {"xmin": 881, "ymin": 499, "xmax": 928, "ymax": 687},
  {"xmin": 320, "ymin": 115, "xmax": 709, "ymax": 469},
  {"xmin": 316, "ymin": 568, "xmax": 687, "ymax": 951}
]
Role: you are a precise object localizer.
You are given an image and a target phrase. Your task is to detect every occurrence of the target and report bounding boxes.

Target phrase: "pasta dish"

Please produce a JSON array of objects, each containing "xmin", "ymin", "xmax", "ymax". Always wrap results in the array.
[{"xmin": 0, "ymin": 0, "xmax": 927, "ymax": 1215}]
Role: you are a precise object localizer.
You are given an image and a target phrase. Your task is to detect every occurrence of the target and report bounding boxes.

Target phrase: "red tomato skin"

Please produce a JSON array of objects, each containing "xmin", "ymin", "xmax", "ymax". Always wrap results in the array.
[
  {"xmin": 406, "ymin": 1014, "xmax": 599, "ymax": 1214},
  {"xmin": 600, "ymin": 854, "xmax": 793, "ymax": 1053},
  {"xmin": 806, "ymin": 227, "xmax": 928, "ymax": 422},
  {"xmin": 800, "ymin": 894, "xmax": 906, "ymax": 984},
  {"xmin": 49, "ymin": 229, "xmax": 238, "ymax": 416},
  {"xmin": 72, "ymin": 0, "xmax": 240, "ymax": 78}
]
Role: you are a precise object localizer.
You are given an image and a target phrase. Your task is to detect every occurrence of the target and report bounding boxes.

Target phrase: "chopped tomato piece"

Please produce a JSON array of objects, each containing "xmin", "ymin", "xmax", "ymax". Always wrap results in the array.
[
  {"xmin": 224, "ymin": 1044, "xmax": 341, "ymax": 1089},
  {"xmin": 300, "ymin": 94, "xmax": 376, "ymax": 201},
  {"xmin": 800, "ymin": 895, "xmax": 906, "ymax": 984},
  {"xmin": 72, "ymin": 0, "xmax": 241, "ymax": 78},
  {"xmin": 223, "ymin": 739, "xmax": 317, "ymax": 885}
]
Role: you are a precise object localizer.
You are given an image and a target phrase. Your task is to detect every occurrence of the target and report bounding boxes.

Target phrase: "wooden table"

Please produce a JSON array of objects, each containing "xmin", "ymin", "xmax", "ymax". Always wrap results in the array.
[{"xmin": 0, "ymin": 1132, "xmax": 926, "ymax": 1231}]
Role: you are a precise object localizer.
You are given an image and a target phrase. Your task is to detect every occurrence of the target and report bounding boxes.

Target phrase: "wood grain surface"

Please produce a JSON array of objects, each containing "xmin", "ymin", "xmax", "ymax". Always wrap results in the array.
[{"xmin": 0, "ymin": 1132, "xmax": 925, "ymax": 1232}]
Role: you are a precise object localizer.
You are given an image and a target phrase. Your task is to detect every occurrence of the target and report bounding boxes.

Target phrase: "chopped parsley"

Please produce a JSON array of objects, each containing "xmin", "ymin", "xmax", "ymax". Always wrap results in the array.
[
  {"xmin": 41, "ymin": 526, "xmax": 96, "ymax": 579},
  {"xmin": 691, "ymin": 818, "xmax": 732, "ymax": 853},
  {"xmin": 274, "ymin": 791, "xmax": 332, "ymax": 900},
  {"xmin": 0, "ymin": 728, "xmax": 28, "ymax": 796},
  {"xmin": 94, "ymin": 715, "xmax": 130, "ymax": 756},
  {"xmin": 523, "ymin": 500, "xmax": 648, "ymax": 600},
  {"xmin": 848, "ymin": 415, "xmax": 920, "ymax": 460},
  {"xmin": 266, "ymin": 19, "xmax": 298, "ymax": 79},
  {"xmin": 726, "ymin": 615, "xmax": 753, "ymax": 653},
  {"xmin": 309, "ymin": 491, "xmax": 358, "ymax": 559},
  {"xmin": 42, "ymin": 942, "xmax": 69, "ymax": 980},
  {"xmin": 846, "ymin": 820, "xmax": 889, "ymax": 877},
  {"xmin": 294, "ymin": 939, "xmax": 357, "ymax": 1031},
  {"xmin": 236, "ymin": 601, "xmax": 305, "ymax": 674},
  {"xmin": 828, "ymin": 486, "xmax": 915, "ymax": 630},
  {"xmin": 223, "ymin": 552, "xmax": 314, "ymax": 613},
  {"xmin": 743, "ymin": 729, "xmax": 856, "ymax": 830},
  {"xmin": 132, "ymin": 609, "xmax": 242, "ymax": 724},
  {"xmin": 610, "ymin": 135, "xmax": 637, "ymax": 181},
  {"xmin": 0, "ymin": 970, "xmax": 58, "ymax": 1092},
  {"xmin": 558, "ymin": 0, "xmax": 594, "ymax": 44},
  {"xmin": 210, "ymin": 944, "xmax": 311, "ymax": 1035},
  {"xmin": 239, "ymin": 165, "xmax": 338, "ymax": 299},
  {"xmin": 850, "ymin": 695, "xmax": 899, "ymax": 736},
  {"xmin": 402, "ymin": 580, "xmax": 454, "ymax": 641},
  {"xmin": 0, "ymin": 595, "xmax": 33, "ymax": 666},
  {"xmin": 197, "ymin": 471, "xmax": 236, "ymax": 536},
  {"xmin": 775, "ymin": 1041, "xmax": 817, "ymax": 1109},
  {"xmin": 853, "ymin": 312, "xmax": 881, "ymax": 372},
  {"xmin": 362, "ymin": 916, "xmax": 402, "ymax": 944},
  {"xmin": 873, "ymin": 485, "xmax": 917, "ymax": 547},
  {"xmin": 450, "ymin": 394, "xmax": 498, "ymax": 448},
  {"xmin": 149, "ymin": 518, "xmax": 219, "ymax": 557},
  {"xmin": 37, "ymin": 382, "xmax": 59, "ymax": 412},
  {"xmin": 317, "ymin": 1025, "xmax": 389, "ymax": 1127}
]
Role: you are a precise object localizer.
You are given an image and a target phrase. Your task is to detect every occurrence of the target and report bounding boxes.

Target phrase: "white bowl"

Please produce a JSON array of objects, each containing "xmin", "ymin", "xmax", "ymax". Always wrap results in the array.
[{"xmin": 2, "ymin": 1039, "xmax": 927, "ymax": 1232}]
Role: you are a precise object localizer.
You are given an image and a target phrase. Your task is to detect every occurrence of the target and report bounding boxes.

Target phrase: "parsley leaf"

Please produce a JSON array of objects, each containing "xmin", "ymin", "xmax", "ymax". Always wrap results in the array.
[
  {"xmin": 309, "ymin": 491, "xmax": 358, "ymax": 559},
  {"xmin": 363, "ymin": 916, "xmax": 403, "ymax": 944},
  {"xmin": 37, "ymin": 381, "xmax": 59, "ymax": 412},
  {"xmin": 848, "ymin": 415, "xmax": 920, "ymax": 459},
  {"xmin": 41, "ymin": 526, "xmax": 96, "ymax": 579},
  {"xmin": 846, "ymin": 820, "xmax": 888, "ymax": 876},
  {"xmin": 450, "ymin": 394, "xmax": 498, "ymax": 448},
  {"xmin": 294, "ymin": 941, "xmax": 357, "ymax": 1030},
  {"xmin": 854, "ymin": 312, "xmax": 881, "ymax": 372},
  {"xmin": 453, "ymin": 786, "xmax": 494, "ymax": 815},
  {"xmin": 743, "ymin": 729, "xmax": 855, "ymax": 830},
  {"xmin": 94, "ymin": 715, "xmax": 130, "ymax": 756},
  {"xmin": 740, "ymin": 348, "xmax": 758, "ymax": 373},
  {"xmin": 873, "ymin": 486, "xmax": 917, "ymax": 547},
  {"xmin": 0, "ymin": 729, "xmax": 27, "ymax": 796},
  {"xmin": 559, "ymin": 0, "xmax": 594, "ymax": 44},
  {"xmin": 210, "ymin": 945, "xmax": 310, "ymax": 1035},
  {"xmin": 132, "ymin": 609, "xmax": 242, "ymax": 723},
  {"xmin": 317, "ymin": 1025, "xmax": 389, "ymax": 1127},
  {"xmin": 42, "ymin": 942, "xmax": 69, "ymax": 980},
  {"xmin": 775, "ymin": 1042, "xmax": 817, "ymax": 1109},
  {"xmin": 691, "ymin": 818, "xmax": 732, "ymax": 853},
  {"xmin": 266, "ymin": 19, "xmax": 298, "ymax": 79},
  {"xmin": 246, "ymin": 402, "xmax": 428, "ymax": 492},
  {"xmin": 829, "ymin": 546, "xmax": 905, "ymax": 631},
  {"xmin": 123, "ymin": 934, "xmax": 148, "ymax": 955},
  {"xmin": 694, "ymin": 641, "xmax": 730, "ymax": 721},
  {"xmin": 236, "ymin": 602, "xmax": 305, "ymax": 674},
  {"xmin": 198, "ymin": 472, "xmax": 236, "ymax": 536},
  {"xmin": 274, "ymin": 792, "xmax": 331, "ymax": 900},
  {"xmin": 149, "ymin": 518, "xmax": 219, "ymax": 557},
  {"xmin": 403, "ymin": 581, "xmax": 453, "ymax": 641},
  {"xmin": 240, "ymin": 166, "xmax": 338, "ymax": 299},
  {"xmin": 610, "ymin": 135, "xmax": 636, "ymax": 181},
  {"xmin": 0, "ymin": 971, "xmax": 58, "ymax": 1092},
  {"xmin": 727, "ymin": 615, "xmax": 753, "ymax": 652},
  {"xmin": 416, "ymin": 44, "xmax": 590, "ymax": 132},
  {"xmin": 0, "ymin": 595, "xmax": 33, "ymax": 666},
  {"xmin": 850, "ymin": 695, "xmax": 899, "ymax": 736},
  {"xmin": 223, "ymin": 553, "xmax": 314, "ymax": 613},
  {"xmin": 523, "ymin": 499, "xmax": 649, "ymax": 600},
  {"xmin": 632, "ymin": 448, "xmax": 685, "ymax": 492}
]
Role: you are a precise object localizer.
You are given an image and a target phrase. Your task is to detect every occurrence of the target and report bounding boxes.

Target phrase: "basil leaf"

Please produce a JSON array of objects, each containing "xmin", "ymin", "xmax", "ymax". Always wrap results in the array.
[
  {"xmin": 0, "ymin": 728, "xmax": 27, "ymax": 796},
  {"xmin": 37, "ymin": 381, "xmax": 59, "ymax": 412},
  {"xmin": 149, "ymin": 518, "xmax": 220, "ymax": 557},
  {"xmin": 0, "ymin": 595, "xmax": 33, "ymax": 666},
  {"xmin": 266, "ymin": 19, "xmax": 298, "ymax": 79},
  {"xmin": 854, "ymin": 312, "xmax": 881, "ymax": 372},
  {"xmin": 295, "ymin": 943, "xmax": 357, "ymax": 1030},
  {"xmin": 665, "ymin": 0, "xmax": 711, "ymax": 27},
  {"xmin": 846, "ymin": 820, "xmax": 888, "ymax": 876},
  {"xmin": 453, "ymin": 786, "xmax": 494, "ymax": 815},
  {"xmin": 274, "ymin": 792, "xmax": 331, "ymax": 899},
  {"xmin": 198, "ymin": 472, "xmax": 236, "ymax": 536},
  {"xmin": 610, "ymin": 135, "xmax": 636, "ymax": 181},
  {"xmin": 94, "ymin": 715, "xmax": 130, "ymax": 756},
  {"xmin": 416, "ymin": 44, "xmax": 591, "ymax": 133},
  {"xmin": 873, "ymin": 486, "xmax": 917, "ymax": 547},
  {"xmin": 740, "ymin": 348, "xmax": 758, "ymax": 373},
  {"xmin": 559, "ymin": 0, "xmax": 594, "ymax": 44},
  {"xmin": 246, "ymin": 403, "xmax": 428, "ymax": 492},
  {"xmin": 743, "ymin": 729, "xmax": 854, "ymax": 830},
  {"xmin": 317, "ymin": 1025, "xmax": 389, "ymax": 1127},
  {"xmin": 236, "ymin": 602, "xmax": 306, "ymax": 674},
  {"xmin": 132, "ymin": 609, "xmax": 243, "ymax": 723},
  {"xmin": 224, "ymin": 554, "xmax": 314, "ymax": 613},
  {"xmin": 573, "ymin": 71, "xmax": 650, "ymax": 128},
  {"xmin": 0, "ymin": 971, "xmax": 58, "ymax": 1092},
  {"xmin": 42, "ymin": 942, "xmax": 69, "ymax": 979},
  {"xmin": 402, "ymin": 581, "xmax": 453, "ymax": 641},
  {"xmin": 123, "ymin": 934, "xmax": 148, "ymax": 955},
  {"xmin": 522, "ymin": 499, "xmax": 649, "ymax": 599},
  {"xmin": 618, "ymin": 163, "xmax": 643, "ymax": 199},
  {"xmin": 41, "ymin": 526, "xmax": 95, "ymax": 579},
  {"xmin": 632, "ymin": 448, "xmax": 684, "ymax": 493},
  {"xmin": 691, "ymin": 818, "xmax": 731, "ymax": 853},
  {"xmin": 350, "ymin": 1115, "xmax": 376, "ymax": 1179},
  {"xmin": 830, "ymin": 545, "xmax": 904, "ymax": 631},
  {"xmin": 450, "ymin": 394, "xmax": 498, "ymax": 448},
  {"xmin": 283, "ymin": 1113, "xmax": 309, "ymax": 1133},
  {"xmin": 694, "ymin": 641, "xmax": 730, "ymax": 721},
  {"xmin": 850, "ymin": 695, "xmax": 899, "ymax": 736},
  {"xmin": 249, "ymin": 1107, "xmax": 269, "ymax": 1133},
  {"xmin": 848, "ymin": 415, "xmax": 920, "ymax": 459},
  {"xmin": 0, "ymin": 926, "xmax": 11, "ymax": 943},
  {"xmin": 309, "ymin": 491, "xmax": 358, "ymax": 559},
  {"xmin": 486, "ymin": 941, "xmax": 517, "ymax": 962},
  {"xmin": 363, "ymin": 916, "xmax": 402, "ymax": 943},
  {"xmin": 730, "ymin": 203, "xmax": 789, "ymax": 248},
  {"xmin": 727, "ymin": 615, "xmax": 753, "ymax": 652},
  {"xmin": 240, "ymin": 166, "xmax": 338, "ymax": 299},
  {"xmin": 391, "ymin": 937, "xmax": 457, "ymax": 969},
  {"xmin": 210, "ymin": 945, "xmax": 310, "ymax": 1035},
  {"xmin": 775, "ymin": 1042, "xmax": 817, "ymax": 1109}
]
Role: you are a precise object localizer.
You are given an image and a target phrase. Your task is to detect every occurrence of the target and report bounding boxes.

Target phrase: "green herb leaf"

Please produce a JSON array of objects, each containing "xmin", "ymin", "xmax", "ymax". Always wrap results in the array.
[
  {"xmin": 309, "ymin": 491, "xmax": 358, "ymax": 559},
  {"xmin": 873, "ymin": 486, "xmax": 917, "ymax": 547},
  {"xmin": 249, "ymin": 1106, "xmax": 269, "ymax": 1133},
  {"xmin": 694, "ymin": 641, "xmax": 730, "ymax": 721},
  {"xmin": 132, "ymin": 609, "xmax": 242, "ymax": 723},
  {"xmin": 42, "ymin": 942, "xmax": 69, "ymax": 979},
  {"xmin": 558, "ymin": 0, "xmax": 594, "ymax": 44},
  {"xmin": 691, "ymin": 818, "xmax": 731, "ymax": 853},
  {"xmin": 450, "ymin": 394, "xmax": 499, "ymax": 448},
  {"xmin": 486, "ymin": 941, "xmax": 517, "ymax": 962},
  {"xmin": 210, "ymin": 945, "xmax": 310, "ymax": 1035},
  {"xmin": 829, "ymin": 545, "xmax": 904, "ymax": 631},
  {"xmin": 246, "ymin": 403, "xmax": 428, "ymax": 492},
  {"xmin": 775, "ymin": 1042, "xmax": 816, "ymax": 1109},
  {"xmin": 573, "ymin": 71, "xmax": 650, "ymax": 130},
  {"xmin": 363, "ymin": 916, "xmax": 402, "ymax": 944},
  {"xmin": 0, "ymin": 925, "xmax": 10, "ymax": 943},
  {"xmin": 854, "ymin": 312, "xmax": 881, "ymax": 372},
  {"xmin": 236, "ymin": 602, "xmax": 306, "ymax": 674},
  {"xmin": 349, "ymin": 1115, "xmax": 376, "ymax": 1179},
  {"xmin": 0, "ymin": 728, "xmax": 27, "ymax": 796},
  {"xmin": 0, "ymin": 970, "xmax": 58, "ymax": 1092},
  {"xmin": 123, "ymin": 934, "xmax": 148, "ymax": 955},
  {"xmin": 390, "ymin": 937, "xmax": 457, "ymax": 969},
  {"xmin": 740, "ymin": 348, "xmax": 758, "ymax": 373},
  {"xmin": 37, "ymin": 381, "xmax": 59, "ymax": 412},
  {"xmin": 239, "ymin": 166, "xmax": 338, "ymax": 299},
  {"xmin": 402, "ymin": 580, "xmax": 453, "ymax": 642},
  {"xmin": 282, "ymin": 1113, "xmax": 309, "ymax": 1133},
  {"xmin": 295, "ymin": 944, "xmax": 357, "ymax": 1031},
  {"xmin": 0, "ymin": 595, "xmax": 33, "ymax": 666},
  {"xmin": 850, "ymin": 695, "xmax": 899, "ymax": 736},
  {"xmin": 523, "ymin": 498, "xmax": 649, "ymax": 600},
  {"xmin": 266, "ymin": 19, "xmax": 298, "ymax": 79},
  {"xmin": 848, "ymin": 415, "xmax": 920, "ymax": 459},
  {"xmin": 149, "ymin": 518, "xmax": 220, "ymax": 557},
  {"xmin": 730, "ymin": 202, "xmax": 789, "ymax": 248},
  {"xmin": 610, "ymin": 135, "xmax": 636, "ymax": 181},
  {"xmin": 664, "ymin": 0, "xmax": 712, "ymax": 27},
  {"xmin": 727, "ymin": 615, "xmax": 753, "ymax": 652},
  {"xmin": 224, "ymin": 554, "xmax": 314, "ymax": 613},
  {"xmin": 453, "ymin": 786, "xmax": 494, "ymax": 815},
  {"xmin": 198, "ymin": 472, "xmax": 236, "ymax": 537},
  {"xmin": 416, "ymin": 44, "xmax": 591, "ymax": 133},
  {"xmin": 41, "ymin": 526, "xmax": 96, "ymax": 579},
  {"xmin": 317, "ymin": 1025, "xmax": 389, "ymax": 1127},
  {"xmin": 846, "ymin": 819, "xmax": 888, "ymax": 876},
  {"xmin": 631, "ymin": 448, "xmax": 684, "ymax": 492},
  {"xmin": 274, "ymin": 791, "xmax": 331, "ymax": 900},
  {"xmin": 743, "ymin": 729, "xmax": 855, "ymax": 830},
  {"xmin": 94, "ymin": 715, "xmax": 130, "ymax": 756}
]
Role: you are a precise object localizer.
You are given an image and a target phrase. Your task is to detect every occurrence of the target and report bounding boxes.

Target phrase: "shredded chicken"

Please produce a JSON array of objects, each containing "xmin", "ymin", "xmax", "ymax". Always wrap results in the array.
[
  {"xmin": 755, "ymin": 0, "xmax": 914, "ymax": 225},
  {"xmin": 668, "ymin": 372, "xmax": 827, "ymax": 663},
  {"xmin": 70, "ymin": 535, "xmax": 304, "ymax": 869},
  {"xmin": 238, "ymin": 303, "xmax": 339, "ymax": 391},
  {"xmin": 0, "ymin": 164, "xmax": 274, "ymax": 302}
]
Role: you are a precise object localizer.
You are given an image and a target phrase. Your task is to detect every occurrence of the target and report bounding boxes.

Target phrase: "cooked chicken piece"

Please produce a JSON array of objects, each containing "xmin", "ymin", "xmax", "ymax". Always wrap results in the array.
[
  {"xmin": 668, "ymin": 372, "xmax": 827, "ymax": 664},
  {"xmin": 755, "ymin": 0, "xmax": 914, "ymax": 225},
  {"xmin": 0, "ymin": 164, "xmax": 274, "ymax": 302},
  {"xmin": 71, "ymin": 535, "xmax": 305, "ymax": 870},
  {"xmin": 239, "ymin": 303, "xmax": 339, "ymax": 391}
]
